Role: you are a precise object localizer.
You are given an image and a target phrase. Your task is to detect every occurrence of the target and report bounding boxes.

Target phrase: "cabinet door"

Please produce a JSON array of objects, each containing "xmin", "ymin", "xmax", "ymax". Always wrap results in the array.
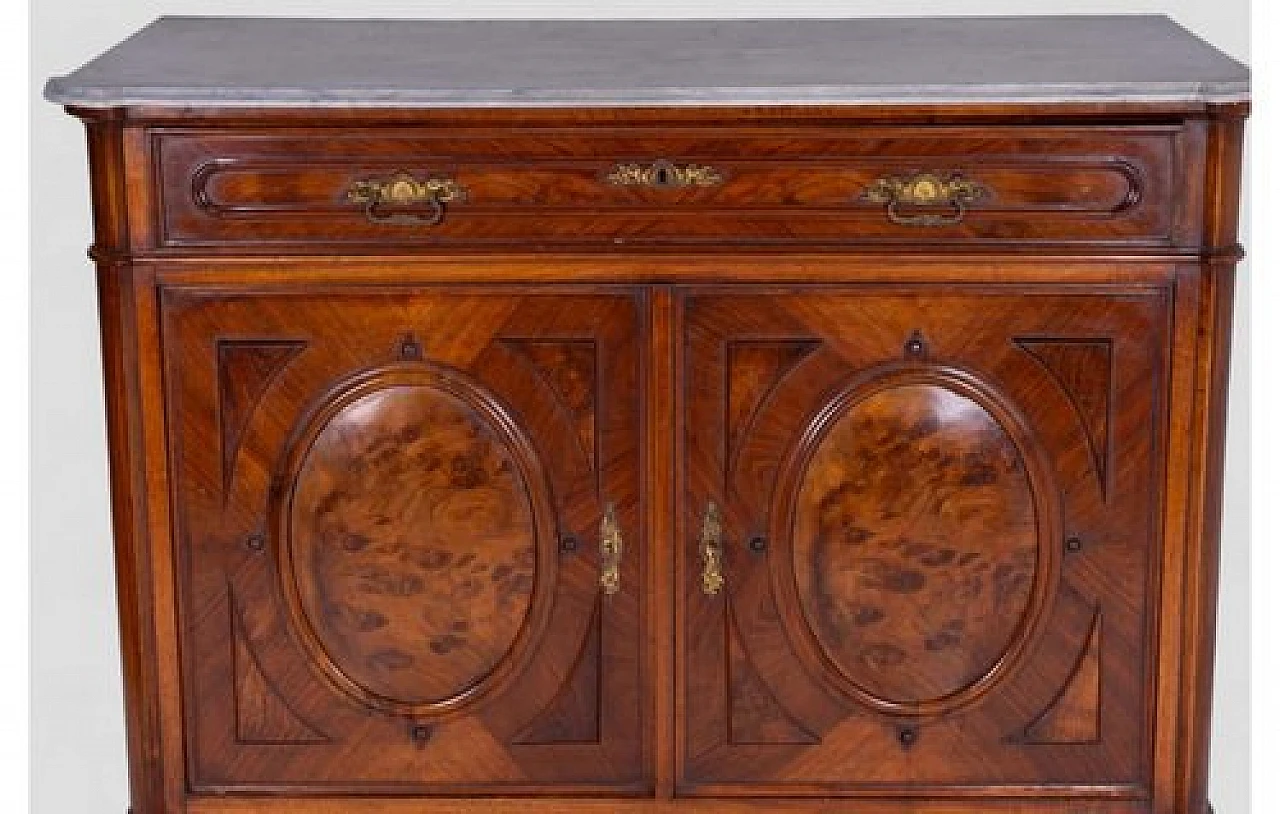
[
  {"xmin": 162, "ymin": 284, "xmax": 647, "ymax": 794},
  {"xmin": 679, "ymin": 284, "xmax": 1168, "ymax": 799}
]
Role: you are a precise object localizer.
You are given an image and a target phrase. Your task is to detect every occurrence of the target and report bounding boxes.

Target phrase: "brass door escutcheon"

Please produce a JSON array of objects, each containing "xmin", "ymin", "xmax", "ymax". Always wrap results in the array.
[
  {"xmin": 859, "ymin": 171, "xmax": 989, "ymax": 226},
  {"xmin": 599, "ymin": 502, "xmax": 623, "ymax": 596},
  {"xmin": 700, "ymin": 501, "xmax": 725, "ymax": 596},
  {"xmin": 346, "ymin": 171, "xmax": 468, "ymax": 225},
  {"xmin": 604, "ymin": 159, "xmax": 725, "ymax": 189}
]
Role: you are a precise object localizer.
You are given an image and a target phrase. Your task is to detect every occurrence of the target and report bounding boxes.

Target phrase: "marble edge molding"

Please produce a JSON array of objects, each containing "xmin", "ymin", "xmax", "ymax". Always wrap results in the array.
[{"xmin": 43, "ymin": 79, "xmax": 1251, "ymax": 108}]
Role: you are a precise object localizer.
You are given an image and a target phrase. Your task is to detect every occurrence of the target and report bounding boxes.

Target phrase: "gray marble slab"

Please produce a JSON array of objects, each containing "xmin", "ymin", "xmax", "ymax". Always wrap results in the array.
[{"xmin": 44, "ymin": 15, "xmax": 1249, "ymax": 108}]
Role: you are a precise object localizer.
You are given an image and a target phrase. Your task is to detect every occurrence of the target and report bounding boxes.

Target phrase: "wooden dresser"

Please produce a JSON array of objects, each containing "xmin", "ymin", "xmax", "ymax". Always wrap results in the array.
[{"xmin": 45, "ymin": 16, "xmax": 1249, "ymax": 814}]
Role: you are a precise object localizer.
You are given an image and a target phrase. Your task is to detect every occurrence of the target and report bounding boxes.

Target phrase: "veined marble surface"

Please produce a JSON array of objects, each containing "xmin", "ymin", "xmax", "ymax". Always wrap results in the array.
[{"xmin": 44, "ymin": 15, "xmax": 1249, "ymax": 108}]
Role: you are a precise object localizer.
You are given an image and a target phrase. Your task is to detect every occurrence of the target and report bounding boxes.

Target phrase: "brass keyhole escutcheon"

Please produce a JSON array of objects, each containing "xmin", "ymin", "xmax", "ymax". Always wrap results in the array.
[
  {"xmin": 700, "ymin": 501, "xmax": 725, "ymax": 596},
  {"xmin": 599, "ymin": 503, "xmax": 623, "ymax": 596},
  {"xmin": 603, "ymin": 159, "xmax": 725, "ymax": 188}
]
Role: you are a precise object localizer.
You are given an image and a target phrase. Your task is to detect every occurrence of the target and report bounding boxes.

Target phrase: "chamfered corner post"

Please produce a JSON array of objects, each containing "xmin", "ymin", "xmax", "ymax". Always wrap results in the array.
[
  {"xmin": 1177, "ymin": 100, "xmax": 1248, "ymax": 814},
  {"xmin": 76, "ymin": 105, "xmax": 171, "ymax": 814}
]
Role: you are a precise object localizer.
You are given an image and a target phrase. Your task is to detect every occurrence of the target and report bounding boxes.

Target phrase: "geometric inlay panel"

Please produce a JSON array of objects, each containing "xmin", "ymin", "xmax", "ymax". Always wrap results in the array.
[
  {"xmin": 726, "ymin": 339, "xmax": 820, "ymax": 474},
  {"xmin": 216, "ymin": 338, "xmax": 306, "ymax": 497},
  {"xmin": 230, "ymin": 587, "xmax": 328, "ymax": 745},
  {"xmin": 1015, "ymin": 338, "xmax": 1113, "ymax": 499},
  {"xmin": 503, "ymin": 339, "xmax": 598, "ymax": 469},
  {"xmin": 1022, "ymin": 609, "xmax": 1103, "ymax": 744},
  {"xmin": 514, "ymin": 599, "xmax": 602, "ymax": 745},
  {"xmin": 727, "ymin": 604, "xmax": 818, "ymax": 745}
]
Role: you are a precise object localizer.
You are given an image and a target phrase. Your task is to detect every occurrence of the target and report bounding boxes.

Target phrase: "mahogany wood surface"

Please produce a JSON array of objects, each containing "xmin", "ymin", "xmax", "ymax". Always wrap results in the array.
[
  {"xmin": 64, "ymin": 93, "xmax": 1245, "ymax": 814},
  {"xmin": 152, "ymin": 125, "xmax": 1178, "ymax": 250},
  {"xmin": 678, "ymin": 284, "xmax": 1166, "ymax": 797},
  {"xmin": 162, "ymin": 286, "xmax": 648, "ymax": 794}
]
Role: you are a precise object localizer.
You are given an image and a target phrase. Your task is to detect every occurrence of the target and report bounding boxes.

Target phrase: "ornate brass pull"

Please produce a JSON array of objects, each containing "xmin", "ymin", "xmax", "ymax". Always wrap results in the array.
[
  {"xmin": 699, "ymin": 501, "xmax": 725, "ymax": 596},
  {"xmin": 599, "ymin": 503, "xmax": 623, "ymax": 596},
  {"xmin": 604, "ymin": 159, "xmax": 724, "ymax": 189},
  {"xmin": 346, "ymin": 171, "xmax": 467, "ymax": 226},
  {"xmin": 859, "ymin": 171, "xmax": 989, "ymax": 226}
]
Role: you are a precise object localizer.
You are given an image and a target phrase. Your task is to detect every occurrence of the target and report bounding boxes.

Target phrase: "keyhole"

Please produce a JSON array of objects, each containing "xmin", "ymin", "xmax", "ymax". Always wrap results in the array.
[
  {"xmin": 398, "ymin": 333, "xmax": 423, "ymax": 361},
  {"xmin": 904, "ymin": 329, "xmax": 927, "ymax": 358}
]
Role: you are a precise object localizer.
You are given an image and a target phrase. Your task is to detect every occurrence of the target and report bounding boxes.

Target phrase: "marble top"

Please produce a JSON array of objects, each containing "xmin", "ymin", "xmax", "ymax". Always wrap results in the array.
[{"xmin": 44, "ymin": 15, "xmax": 1249, "ymax": 108}]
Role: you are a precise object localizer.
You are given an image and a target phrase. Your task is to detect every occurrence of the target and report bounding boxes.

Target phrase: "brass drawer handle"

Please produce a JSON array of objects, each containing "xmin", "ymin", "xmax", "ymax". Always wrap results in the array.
[
  {"xmin": 599, "ymin": 502, "xmax": 623, "ymax": 596},
  {"xmin": 346, "ymin": 171, "xmax": 467, "ymax": 225},
  {"xmin": 604, "ymin": 159, "xmax": 725, "ymax": 189},
  {"xmin": 700, "ymin": 501, "xmax": 725, "ymax": 596},
  {"xmin": 860, "ymin": 171, "xmax": 989, "ymax": 226}
]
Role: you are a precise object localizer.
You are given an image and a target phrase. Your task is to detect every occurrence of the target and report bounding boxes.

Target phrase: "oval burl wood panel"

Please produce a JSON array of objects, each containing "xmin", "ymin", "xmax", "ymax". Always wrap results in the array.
[
  {"xmin": 284, "ymin": 375, "xmax": 540, "ymax": 711},
  {"xmin": 792, "ymin": 381, "xmax": 1040, "ymax": 710}
]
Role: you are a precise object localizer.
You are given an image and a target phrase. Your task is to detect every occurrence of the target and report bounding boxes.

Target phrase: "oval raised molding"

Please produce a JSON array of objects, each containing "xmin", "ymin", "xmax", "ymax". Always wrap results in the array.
[
  {"xmin": 777, "ymin": 366, "xmax": 1059, "ymax": 717},
  {"xmin": 275, "ymin": 364, "xmax": 556, "ymax": 716}
]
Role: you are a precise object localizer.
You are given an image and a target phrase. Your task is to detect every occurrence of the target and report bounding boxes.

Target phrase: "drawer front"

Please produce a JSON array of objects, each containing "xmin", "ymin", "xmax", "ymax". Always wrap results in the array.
[
  {"xmin": 678, "ymin": 282, "xmax": 1170, "ymax": 796},
  {"xmin": 154, "ymin": 126, "xmax": 1177, "ymax": 249}
]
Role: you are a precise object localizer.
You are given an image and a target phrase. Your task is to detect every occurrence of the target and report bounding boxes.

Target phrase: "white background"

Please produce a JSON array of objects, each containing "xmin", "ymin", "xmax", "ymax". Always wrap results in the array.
[{"xmin": 29, "ymin": 2, "xmax": 1250, "ymax": 813}]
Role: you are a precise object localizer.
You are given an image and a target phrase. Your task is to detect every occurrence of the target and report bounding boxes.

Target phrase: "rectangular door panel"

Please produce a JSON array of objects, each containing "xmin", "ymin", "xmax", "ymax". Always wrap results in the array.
[
  {"xmin": 678, "ymin": 282, "xmax": 1169, "ymax": 799},
  {"xmin": 161, "ymin": 283, "xmax": 647, "ymax": 794}
]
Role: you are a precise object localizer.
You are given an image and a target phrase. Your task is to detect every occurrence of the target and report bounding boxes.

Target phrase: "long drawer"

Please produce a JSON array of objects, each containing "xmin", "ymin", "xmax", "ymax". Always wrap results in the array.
[{"xmin": 152, "ymin": 125, "xmax": 1180, "ymax": 250}]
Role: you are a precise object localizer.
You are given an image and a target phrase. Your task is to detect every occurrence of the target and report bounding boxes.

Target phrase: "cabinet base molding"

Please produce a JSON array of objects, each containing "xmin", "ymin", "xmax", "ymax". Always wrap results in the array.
[{"xmin": 186, "ymin": 800, "xmax": 1157, "ymax": 814}]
